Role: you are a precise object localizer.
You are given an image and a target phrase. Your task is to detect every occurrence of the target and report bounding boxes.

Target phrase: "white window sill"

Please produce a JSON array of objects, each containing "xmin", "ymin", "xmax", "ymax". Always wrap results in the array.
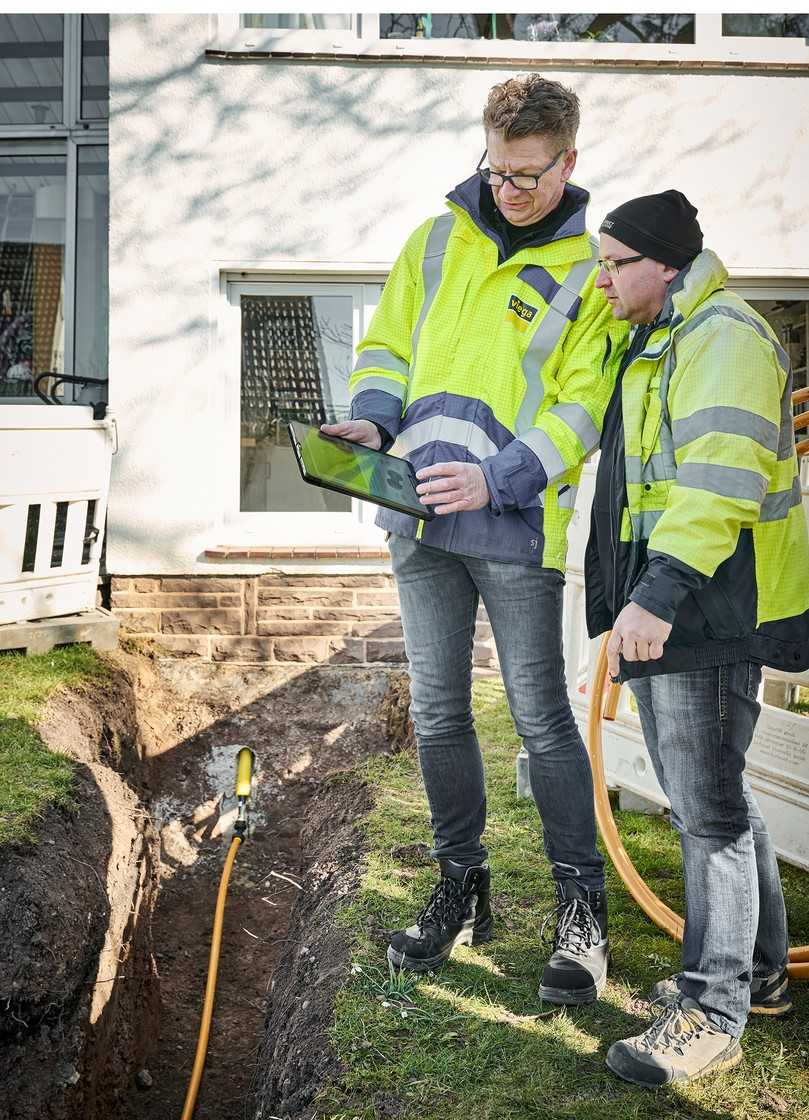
[{"xmin": 207, "ymin": 34, "xmax": 809, "ymax": 71}]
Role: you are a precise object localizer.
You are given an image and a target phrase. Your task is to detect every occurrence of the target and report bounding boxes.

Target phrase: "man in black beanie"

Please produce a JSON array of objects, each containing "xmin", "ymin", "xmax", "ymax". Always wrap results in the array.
[{"xmin": 586, "ymin": 190, "xmax": 809, "ymax": 1086}]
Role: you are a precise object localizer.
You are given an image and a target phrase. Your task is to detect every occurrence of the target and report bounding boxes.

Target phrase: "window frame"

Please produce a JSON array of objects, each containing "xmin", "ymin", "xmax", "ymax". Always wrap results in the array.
[
  {"xmin": 0, "ymin": 14, "xmax": 108, "ymax": 403},
  {"xmin": 208, "ymin": 13, "xmax": 809, "ymax": 66},
  {"xmin": 77, "ymin": 14, "xmax": 110, "ymax": 125},
  {"xmin": 212, "ymin": 12, "xmax": 369, "ymax": 53},
  {"xmin": 219, "ymin": 270, "xmax": 389, "ymax": 546}
]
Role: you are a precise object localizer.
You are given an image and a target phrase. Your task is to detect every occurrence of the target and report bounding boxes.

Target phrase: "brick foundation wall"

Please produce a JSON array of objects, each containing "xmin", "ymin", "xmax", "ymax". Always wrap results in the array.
[{"xmin": 111, "ymin": 570, "xmax": 496, "ymax": 667}]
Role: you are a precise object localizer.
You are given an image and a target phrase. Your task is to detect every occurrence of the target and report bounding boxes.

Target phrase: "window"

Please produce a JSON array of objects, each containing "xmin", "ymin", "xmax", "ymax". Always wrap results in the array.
[
  {"xmin": 0, "ymin": 14, "xmax": 108, "ymax": 402},
  {"xmin": 223, "ymin": 278, "xmax": 385, "ymax": 543},
  {"xmin": 81, "ymin": 15, "xmax": 109, "ymax": 121},
  {"xmin": 379, "ymin": 14, "xmax": 694, "ymax": 43},
  {"xmin": 74, "ymin": 145, "xmax": 108, "ymax": 381},
  {"xmin": 242, "ymin": 14, "xmax": 353, "ymax": 31},
  {"xmin": 0, "ymin": 14, "xmax": 64, "ymax": 128},
  {"xmin": 0, "ymin": 149, "xmax": 66, "ymax": 396},
  {"xmin": 240, "ymin": 292, "xmax": 354, "ymax": 513},
  {"xmin": 722, "ymin": 14, "xmax": 809, "ymax": 38},
  {"xmin": 227, "ymin": 13, "xmax": 363, "ymax": 51},
  {"xmin": 210, "ymin": 12, "xmax": 809, "ymax": 63}
]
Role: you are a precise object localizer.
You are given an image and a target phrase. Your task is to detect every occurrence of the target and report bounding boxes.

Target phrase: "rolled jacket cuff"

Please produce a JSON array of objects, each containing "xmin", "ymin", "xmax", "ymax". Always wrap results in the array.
[
  {"xmin": 480, "ymin": 439, "xmax": 548, "ymax": 514},
  {"xmin": 372, "ymin": 422, "xmax": 394, "ymax": 453},
  {"xmin": 629, "ymin": 551, "xmax": 708, "ymax": 624},
  {"xmin": 628, "ymin": 584, "xmax": 678, "ymax": 625},
  {"xmin": 349, "ymin": 387, "xmax": 403, "ymax": 445}
]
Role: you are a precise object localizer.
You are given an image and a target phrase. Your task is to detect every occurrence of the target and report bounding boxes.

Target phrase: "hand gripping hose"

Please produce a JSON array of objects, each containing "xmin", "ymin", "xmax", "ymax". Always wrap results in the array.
[
  {"xmin": 180, "ymin": 747, "xmax": 255, "ymax": 1120},
  {"xmin": 587, "ymin": 633, "xmax": 809, "ymax": 980}
]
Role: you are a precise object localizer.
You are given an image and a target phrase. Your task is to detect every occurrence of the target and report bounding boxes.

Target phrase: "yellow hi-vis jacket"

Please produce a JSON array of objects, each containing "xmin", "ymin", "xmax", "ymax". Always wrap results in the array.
[
  {"xmin": 586, "ymin": 249, "xmax": 809, "ymax": 677},
  {"xmin": 349, "ymin": 179, "xmax": 626, "ymax": 569}
]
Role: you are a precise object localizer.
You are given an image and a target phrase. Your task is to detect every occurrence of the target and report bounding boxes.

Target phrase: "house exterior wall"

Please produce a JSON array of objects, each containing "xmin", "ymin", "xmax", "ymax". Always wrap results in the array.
[
  {"xmin": 109, "ymin": 569, "xmax": 497, "ymax": 667},
  {"xmin": 111, "ymin": 570, "xmax": 407, "ymax": 664},
  {"xmin": 107, "ymin": 14, "xmax": 809, "ymax": 660}
]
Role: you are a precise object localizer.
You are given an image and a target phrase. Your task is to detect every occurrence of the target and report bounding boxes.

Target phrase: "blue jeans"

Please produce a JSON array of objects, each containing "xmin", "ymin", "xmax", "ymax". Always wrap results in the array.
[
  {"xmin": 629, "ymin": 663, "xmax": 789, "ymax": 1037},
  {"xmin": 388, "ymin": 534, "xmax": 605, "ymax": 889}
]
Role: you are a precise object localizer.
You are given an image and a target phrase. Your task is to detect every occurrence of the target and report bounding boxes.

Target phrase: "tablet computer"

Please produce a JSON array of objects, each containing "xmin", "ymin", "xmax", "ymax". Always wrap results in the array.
[{"xmin": 288, "ymin": 421, "xmax": 435, "ymax": 521}]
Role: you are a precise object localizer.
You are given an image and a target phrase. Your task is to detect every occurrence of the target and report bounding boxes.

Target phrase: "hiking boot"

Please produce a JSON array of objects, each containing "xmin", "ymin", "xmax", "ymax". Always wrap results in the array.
[
  {"xmin": 606, "ymin": 995, "xmax": 743, "ymax": 1087},
  {"xmin": 386, "ymin": 860, "xmax": 492, "ymax": 972},
  {"xmin": 538, "ymin": 879, "xmax": 608, "ymax": 1005},
  {"xmin": 649, "ymin": 966, "xmax": 792, "ymax": 1017}
]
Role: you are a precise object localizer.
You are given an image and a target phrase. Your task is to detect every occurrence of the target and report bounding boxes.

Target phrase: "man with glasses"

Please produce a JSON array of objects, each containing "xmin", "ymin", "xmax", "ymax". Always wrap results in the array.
[
  {"xmin": 322, "ymin": 74, "xmax": 625, "ymax": 1002},
  {"xmin": 586, "ymin": 190, "xmax": 809, "ymax": 1085}
]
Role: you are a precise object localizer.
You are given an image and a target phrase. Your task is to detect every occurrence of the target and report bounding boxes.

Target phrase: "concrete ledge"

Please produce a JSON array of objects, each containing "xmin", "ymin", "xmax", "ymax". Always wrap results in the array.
[
  {"xmin": 203, "ymin": 546, "xmax": 391, "ymax": 560},
  {"xmin": 0, "ymin": 608, "xmax": 120, "ymax": 656}
]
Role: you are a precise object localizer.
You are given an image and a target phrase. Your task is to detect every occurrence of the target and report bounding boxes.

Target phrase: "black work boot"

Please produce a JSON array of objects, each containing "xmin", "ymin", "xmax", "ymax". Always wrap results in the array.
[
  {"xmin": 387, "ymin": 860, "xmax": 493, "ymax": 972},
  {"xmin": 538, "ymin": 879, "xmax": 608, "ymax": 1004}
]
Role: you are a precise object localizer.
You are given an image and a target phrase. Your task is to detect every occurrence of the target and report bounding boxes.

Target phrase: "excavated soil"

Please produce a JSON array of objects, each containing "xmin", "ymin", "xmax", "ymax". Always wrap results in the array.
[{"xmin": 0, "ymin": 647, "xmax": 412, "ymax": 1120}]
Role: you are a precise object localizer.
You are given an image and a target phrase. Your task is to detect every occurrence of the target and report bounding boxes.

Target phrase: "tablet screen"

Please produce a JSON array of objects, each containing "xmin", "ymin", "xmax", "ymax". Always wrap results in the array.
[{"xmin": 290, "ymin": 422, "xmax": 432, "ymax": 519}]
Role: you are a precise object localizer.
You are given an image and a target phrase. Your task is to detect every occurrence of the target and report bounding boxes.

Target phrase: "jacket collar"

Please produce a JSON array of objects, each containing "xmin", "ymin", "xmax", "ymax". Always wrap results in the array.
[
  {"xmin": 662, "ymin": 249, "xmax": 728, "ymax": 324},
  {"xmin": 631, "ymin": 250, "xmax": 729, "ymax": 365},
  {"xmin": 445, "ymin": 174, "xmax": 590, "ymax": 258}
]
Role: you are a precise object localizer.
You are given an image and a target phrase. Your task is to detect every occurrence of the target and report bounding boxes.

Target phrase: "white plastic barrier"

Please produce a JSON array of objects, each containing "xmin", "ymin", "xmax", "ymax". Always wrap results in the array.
[
  {"xmin": 545, "ymin": 454, "xmax": 809, "ymax": 870},
  {"xmin": 0, "ymin": 405, "xmax": 115, "ymax": 625}
]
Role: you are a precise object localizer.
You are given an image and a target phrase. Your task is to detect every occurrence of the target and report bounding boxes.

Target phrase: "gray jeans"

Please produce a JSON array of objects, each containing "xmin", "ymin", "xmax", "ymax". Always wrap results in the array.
[
  {"xmin": 629, "ymin": 662, "xmax": 789, "ymax": 1037},
  {"xmin": 389, "ymin": 534, "xmax": 605, "ymax": 889}
]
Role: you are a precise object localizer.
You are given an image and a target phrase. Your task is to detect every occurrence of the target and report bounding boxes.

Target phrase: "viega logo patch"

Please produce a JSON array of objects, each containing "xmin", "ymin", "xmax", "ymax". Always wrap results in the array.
[{"xmin": 506, "ymin": 294, "xmax": 538, "ymax": 332}]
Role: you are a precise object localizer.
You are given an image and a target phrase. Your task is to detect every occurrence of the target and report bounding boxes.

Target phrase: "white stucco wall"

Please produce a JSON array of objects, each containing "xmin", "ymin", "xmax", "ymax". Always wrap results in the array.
[{"xmin": 107, "ymin": 14, "xmax": 809, "ymax": 573}]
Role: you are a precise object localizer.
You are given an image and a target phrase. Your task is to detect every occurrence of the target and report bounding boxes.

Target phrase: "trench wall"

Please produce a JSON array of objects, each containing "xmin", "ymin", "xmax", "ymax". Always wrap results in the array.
[{"xmin": 0, "ymin": 663, "xmax": 160, "ymax": 1120}]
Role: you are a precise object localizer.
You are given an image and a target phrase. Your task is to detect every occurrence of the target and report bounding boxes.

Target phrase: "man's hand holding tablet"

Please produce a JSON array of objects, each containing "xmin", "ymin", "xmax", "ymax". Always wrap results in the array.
[{"xmin": 320, "ymin": 419, "xmax": 381, "ymax": 450}]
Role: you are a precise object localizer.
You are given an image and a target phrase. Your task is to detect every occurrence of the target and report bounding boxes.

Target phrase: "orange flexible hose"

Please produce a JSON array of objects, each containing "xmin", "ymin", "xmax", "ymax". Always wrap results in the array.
[
  {"xmin": 180, "ymin": 834, "xmax": 243, "ymax": 1120},
  {"xmin": 587, "ymin": 634, "xmax": 809, "ymax": 981}
]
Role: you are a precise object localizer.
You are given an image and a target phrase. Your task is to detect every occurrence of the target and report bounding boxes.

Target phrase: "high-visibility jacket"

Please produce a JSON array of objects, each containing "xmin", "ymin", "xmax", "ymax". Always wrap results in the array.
[
  {"xmin": 585, "ymin": 249, "xmax": 809, "ymax": 678},
  {"xmin": 349, "ymin": 178, "xmax": 626, "ymax": 570}
]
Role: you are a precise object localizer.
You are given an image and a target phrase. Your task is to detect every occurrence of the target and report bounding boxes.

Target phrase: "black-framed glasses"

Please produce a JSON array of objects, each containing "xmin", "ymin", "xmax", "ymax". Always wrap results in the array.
[
  {"xmin": 476, "ymin": 148, "xmax": 565, "ymax": 191},
  {"xmin": 598, "ymin": 255, "xmax": 646, "ymax": 276}
]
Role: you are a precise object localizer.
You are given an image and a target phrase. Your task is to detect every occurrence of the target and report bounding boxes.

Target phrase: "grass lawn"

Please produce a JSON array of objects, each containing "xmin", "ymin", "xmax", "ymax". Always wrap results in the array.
[
  {"xmin": 322, "ymin": 678, "xmax": 809, "ymax": 1120},
  {"xmin": 0, "ymin": 646, "xmax": 107, "ymax": 845}
]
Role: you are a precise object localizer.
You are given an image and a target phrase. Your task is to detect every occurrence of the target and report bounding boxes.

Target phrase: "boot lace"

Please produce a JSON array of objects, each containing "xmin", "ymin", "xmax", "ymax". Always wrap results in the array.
[
  {"xmin": 416, "ymin": 876, "xmax": 467, "ymax": 931},
  {"xmin": 641, "ymin": 998, "xmax": 714, "ymax": 1057},
  {"xmin": 539, "ymin": 897, "xmax": 600, "ymax": 956}
]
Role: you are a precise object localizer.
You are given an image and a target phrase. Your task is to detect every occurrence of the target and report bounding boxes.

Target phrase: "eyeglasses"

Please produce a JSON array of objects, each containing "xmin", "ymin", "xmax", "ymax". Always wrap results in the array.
[
  {"xmin": 598, "ymin": 255, "xmax": 645, "ymax": 276},
  {"xmin": 476, "ymin": 148, "xmax": 565, "ymax": 191}
]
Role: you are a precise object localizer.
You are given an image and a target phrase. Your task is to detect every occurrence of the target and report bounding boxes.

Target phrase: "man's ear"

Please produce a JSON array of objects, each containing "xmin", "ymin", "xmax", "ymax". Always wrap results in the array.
[
  {"xmin": 561, "ymin": 148, "xmax": 577, "ymax": 182},
  {"xmin": 662, "ymin": 264, "xmax": 681, "ymax": 283}
]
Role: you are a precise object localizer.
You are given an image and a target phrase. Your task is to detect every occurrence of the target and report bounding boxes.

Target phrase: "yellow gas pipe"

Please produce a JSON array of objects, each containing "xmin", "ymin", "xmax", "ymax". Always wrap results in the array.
[
  {"xmin": 180, "ymin": 747, "xmax": 255, "ymax": 1120},
  {"xmin": 587, "ymin": 634, "xmax": 809, "ymax": 979}
]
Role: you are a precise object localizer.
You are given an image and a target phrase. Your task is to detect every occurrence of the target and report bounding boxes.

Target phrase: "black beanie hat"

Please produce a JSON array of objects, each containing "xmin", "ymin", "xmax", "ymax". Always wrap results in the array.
[{"xmin": 599, "ymin": 189, "xmax": 703, "ymax": 269}]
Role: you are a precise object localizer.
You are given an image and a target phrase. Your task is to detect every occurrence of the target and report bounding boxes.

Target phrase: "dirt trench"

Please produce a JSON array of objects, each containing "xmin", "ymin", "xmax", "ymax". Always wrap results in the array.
[
  {"xmin": 0, "ymin": 648, "xmax": 413, "ymax": 1120},
  {"xmin": 0, "ymin": 656, "xmax": 159, "ymax": 1120}
]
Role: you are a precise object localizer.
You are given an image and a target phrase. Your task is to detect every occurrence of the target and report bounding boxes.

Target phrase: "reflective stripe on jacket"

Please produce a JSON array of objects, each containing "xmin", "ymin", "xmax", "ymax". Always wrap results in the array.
[
  {"xmin": 349, "ymin": 178, "xmax": 625, "ymax": 569},
  {"xmin": 585, "ymin": 249, "xmax": 809, "ymax": 677}
]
